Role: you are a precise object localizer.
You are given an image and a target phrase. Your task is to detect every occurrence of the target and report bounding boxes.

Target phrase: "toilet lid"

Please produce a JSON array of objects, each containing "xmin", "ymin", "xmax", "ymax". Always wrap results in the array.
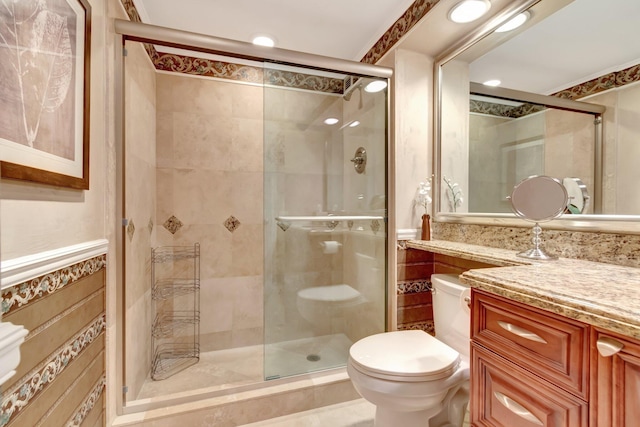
[
  {"xmin": 349, "ymin": 330, "xmax": 460, "ymax": 381},
  {"xmin": 297, "ymin": 284, "xmax": 361, "ymax": 302}
]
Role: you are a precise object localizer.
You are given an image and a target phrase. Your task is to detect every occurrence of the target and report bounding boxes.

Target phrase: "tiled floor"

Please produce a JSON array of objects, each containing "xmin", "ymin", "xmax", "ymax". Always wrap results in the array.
[
  {"xmin": 239, "ymin": 399, "xmax": 376, "ymax": 427},
  {"xmin": 239, "ymin": 399, "xmax": 473, "ymax": 427}
]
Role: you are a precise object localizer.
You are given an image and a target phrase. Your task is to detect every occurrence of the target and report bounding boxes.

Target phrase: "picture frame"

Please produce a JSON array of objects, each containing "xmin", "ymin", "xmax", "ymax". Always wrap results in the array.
[{"xmin": 0, "ymin": 0, "xmax": 91, "ymax": 190}]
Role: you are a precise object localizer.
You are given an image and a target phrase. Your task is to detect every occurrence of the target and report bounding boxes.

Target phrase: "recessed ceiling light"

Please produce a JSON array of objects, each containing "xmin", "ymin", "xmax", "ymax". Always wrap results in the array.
[
  {"xmin": 324, "ymin": 118, "xmax": 339, "ymax": 125},
  {"xmin": 448, "ymin": 0, "xmax": 491, "ymax": 24},
  {"xmin": 483, "ymin": 79, "xmax": 501, "ymax": 87},
  {"xmin": 349, "ymin": 121, "xmax": 360, "ymax": 128},
  {"xmin": 252, "ymin": 35, "xmax": 275, "ymax": 47},
  {"xmin": 364, "ymin": 80, "xmax": 388, "ymax": 93},
  {"xmin": 495, "ymin": 11, "xmax": 530, "ymax": 33}
]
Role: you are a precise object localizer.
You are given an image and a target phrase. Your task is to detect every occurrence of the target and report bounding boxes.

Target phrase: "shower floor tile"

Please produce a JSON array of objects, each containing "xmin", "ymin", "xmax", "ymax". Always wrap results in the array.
[
  {"xmin": 136, "ymin": 345, "xmax": 263, "ymax": 400},
  {"xmin": 135, "ymin": 333, "xmax": 352, "ymax": 400},
  {"xmin": 264, "ymin": 333, "xmax": 353, "ymax": 379}
]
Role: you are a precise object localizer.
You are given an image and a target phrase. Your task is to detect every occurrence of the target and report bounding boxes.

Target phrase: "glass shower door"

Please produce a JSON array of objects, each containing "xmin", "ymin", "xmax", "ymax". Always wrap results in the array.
[{"xmin": 263, "ymin": 67, "xmax": 389, "ymax": 379}]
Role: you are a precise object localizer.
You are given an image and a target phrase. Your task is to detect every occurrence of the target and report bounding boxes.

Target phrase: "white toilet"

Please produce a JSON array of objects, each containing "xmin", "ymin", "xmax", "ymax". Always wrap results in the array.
[{"xmin": 347, "ymin": 274, "xmax": 471, "ymax": 427}]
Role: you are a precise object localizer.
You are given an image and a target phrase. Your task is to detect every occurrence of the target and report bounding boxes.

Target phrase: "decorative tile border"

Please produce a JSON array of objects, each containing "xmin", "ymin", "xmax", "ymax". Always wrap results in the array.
[
  {"xmin": 154, "ymin": 52, "xmax": 263, "ymax": 83},
  {"xmin": 470, "ymin": 99, "xmax": 545, "ymax": 118},
  {"xmin": 66, "ymin": 376, "xmax": 106, "ymax": 427},
  {"xmin": 398, "ymin": 320, "xmax": 435, "ymax": 335},
  {"xmin": 0, "ymin": 315, "xmax": 106, "ymax": 426},
  {"xmin": 361, "ymin": 0, "xmax": 440, "ymax": 64},
  {"xmin": 265, "ymin": 70, "xmax": 343, "ymax": 94},
  {"xmin": 397, "ymin": 280, "xmax": 432, "ymax": 294},
  {"xmin": 552, "ymin": 63, "xmax": 640, "ymax": 100},
  {"xmin": 1, "ymin": 255, "xmax": 106, "ymax": 316}
]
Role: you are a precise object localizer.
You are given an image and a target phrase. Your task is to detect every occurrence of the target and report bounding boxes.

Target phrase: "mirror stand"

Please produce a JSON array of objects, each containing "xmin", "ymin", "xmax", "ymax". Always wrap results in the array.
[{"xmin": 518, "ymin": 223, "xmax": 556, "ymax": 260}]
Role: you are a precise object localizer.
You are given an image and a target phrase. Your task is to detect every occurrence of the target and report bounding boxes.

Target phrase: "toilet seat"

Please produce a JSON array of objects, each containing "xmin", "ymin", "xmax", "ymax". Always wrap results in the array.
[{"xmin": 349, "ymin": 330, "xmax": 460, "ymax": 382}]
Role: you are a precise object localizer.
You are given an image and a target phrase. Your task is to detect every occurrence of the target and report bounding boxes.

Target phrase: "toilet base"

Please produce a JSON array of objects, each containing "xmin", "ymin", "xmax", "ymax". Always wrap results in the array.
[{"xmin": 375, "ymin": 405, "xmax": 442, "ymax": 427}]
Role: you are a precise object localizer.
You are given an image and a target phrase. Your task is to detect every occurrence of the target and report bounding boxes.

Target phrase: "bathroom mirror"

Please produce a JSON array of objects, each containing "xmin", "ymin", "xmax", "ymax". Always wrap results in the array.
[{"xmin": 434, "ymin": 0, "xmax": 640, "ymax": 231}]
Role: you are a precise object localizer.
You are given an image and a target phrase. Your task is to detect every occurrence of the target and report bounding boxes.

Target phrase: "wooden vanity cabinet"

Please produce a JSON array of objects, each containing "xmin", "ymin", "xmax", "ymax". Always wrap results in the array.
[
  {"xmin": 471, "ymin": 289, "xmax": 590, "ymax": 427},
  {"xmin": 591, "ymin": 328, "xmax": 640, "ymax": 426}
]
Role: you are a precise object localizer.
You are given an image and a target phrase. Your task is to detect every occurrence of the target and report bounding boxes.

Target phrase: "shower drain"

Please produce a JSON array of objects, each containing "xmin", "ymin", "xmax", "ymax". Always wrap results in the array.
[{"xmin": 306, "ymin": 354, "xmax": 321, "ymax": 362}]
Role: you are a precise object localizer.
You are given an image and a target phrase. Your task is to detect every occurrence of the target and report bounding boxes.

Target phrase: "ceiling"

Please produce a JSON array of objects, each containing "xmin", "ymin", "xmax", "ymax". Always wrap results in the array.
[
  {"xmin": 131, "ymin": 0, "xmax": 640, "ymax": 95},
  {"xmin": 132, "ymin": 0, "xmax": 417, "ymax": 61}
]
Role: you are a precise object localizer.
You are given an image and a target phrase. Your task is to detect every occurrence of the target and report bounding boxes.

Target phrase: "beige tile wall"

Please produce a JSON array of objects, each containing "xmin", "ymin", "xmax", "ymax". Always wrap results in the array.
[
  {"xmin": 124, "ymin": 40, "xmax": 157, "ymax": 400},
  {"xmin": 155, "ymin": 73, "xmax": 264, "ymax": 353}
]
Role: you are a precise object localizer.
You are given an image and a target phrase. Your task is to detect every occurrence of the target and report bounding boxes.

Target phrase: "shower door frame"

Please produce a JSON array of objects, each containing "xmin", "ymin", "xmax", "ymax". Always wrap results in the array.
[{"xmin": 113, "ymin": 20, "xmax": 396, "ymax": 417}]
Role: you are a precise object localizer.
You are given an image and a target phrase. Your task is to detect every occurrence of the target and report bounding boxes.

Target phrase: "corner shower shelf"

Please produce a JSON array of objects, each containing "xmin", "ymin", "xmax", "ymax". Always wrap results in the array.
[
  {"xmin": 151, "ymin": 243, "xmax": 200, "ymax": 381},
  {"xmin": 152, "ymin": 343, "xmax": 200, "ymax": 381}
]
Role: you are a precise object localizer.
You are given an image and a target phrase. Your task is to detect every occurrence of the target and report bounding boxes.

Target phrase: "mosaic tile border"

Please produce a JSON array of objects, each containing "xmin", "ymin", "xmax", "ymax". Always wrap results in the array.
[
  {"xmin": 470, "ymin": 99, "xmax": 546, "ymax": 118},
  {"xmin": 361, "ymin": 0, "xmax": 440, "ymax": 64},
  {"xmin": 66, "ymin": 376, "xmax": 106, "ymax": 427},
  {"xmin": 553, "ymin": 63, "xmax": 640, "ymax": 100},
  {"xmin": 397, "ymin": 280, "xmax": 432, "ymax": 294},
  {"xmin": 1, "ymin": 255, "xmax": 107, "ymax": 315},
  {"xmin": 0, "ymin": 315, "xmax": 106, "ymax": 426},
  {"xmin": 398, "ymin": 320, "xmax": 435, "ymax": 335}
]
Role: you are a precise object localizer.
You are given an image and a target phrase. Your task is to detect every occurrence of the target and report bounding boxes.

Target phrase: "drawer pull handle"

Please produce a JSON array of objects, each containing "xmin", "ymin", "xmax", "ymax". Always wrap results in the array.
[
  {"xmin": 497, "ymin": 321, "xmax": 547, "ymax": 344},
  {"xmin": 597, "ymin": 337, "xmax": 624, "ymax": 357},
  {"xmin": 494, "ymin": 391, "xmax": 543, "ymax": 426}
]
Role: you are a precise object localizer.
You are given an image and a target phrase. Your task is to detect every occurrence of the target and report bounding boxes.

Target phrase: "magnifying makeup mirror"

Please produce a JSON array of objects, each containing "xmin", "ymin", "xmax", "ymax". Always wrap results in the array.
[{"xmin": 510, "ymin": 175, "xmax": 568, "ymax": 260}]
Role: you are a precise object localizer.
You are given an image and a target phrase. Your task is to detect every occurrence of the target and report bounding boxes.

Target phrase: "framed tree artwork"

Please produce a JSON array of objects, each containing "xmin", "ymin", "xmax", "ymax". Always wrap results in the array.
[{"xmin": 0, "ymin": 0, "xmax": 91, "ymax": 190}]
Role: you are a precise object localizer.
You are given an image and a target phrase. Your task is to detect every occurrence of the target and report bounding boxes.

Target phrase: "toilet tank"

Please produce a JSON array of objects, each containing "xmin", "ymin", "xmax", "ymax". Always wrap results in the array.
[{"xmin": 431, "ymin": 274, "xmax": 471, "ymax": 358}]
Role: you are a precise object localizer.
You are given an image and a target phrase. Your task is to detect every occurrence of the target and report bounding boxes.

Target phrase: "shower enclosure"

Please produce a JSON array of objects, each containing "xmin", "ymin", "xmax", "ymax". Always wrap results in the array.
[
  {"xmin": 263, "ymin": 67, "xmax": 388, "ymax": 379},
  {"xmin": 116, "ymin": 20, "xmax": 391, "ymax": 411}
]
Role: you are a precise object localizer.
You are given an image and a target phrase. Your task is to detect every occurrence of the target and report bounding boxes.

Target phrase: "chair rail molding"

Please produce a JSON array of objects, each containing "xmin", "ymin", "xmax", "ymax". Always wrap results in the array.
[{"xmin": 1, "ymin": 239, "xmax": 108, "ymax": 290}]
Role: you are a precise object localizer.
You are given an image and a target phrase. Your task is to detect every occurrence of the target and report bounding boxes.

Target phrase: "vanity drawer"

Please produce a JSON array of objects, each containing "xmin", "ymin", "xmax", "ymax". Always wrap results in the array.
[
  {"xmin": 471, "ymin": 343, "xmax": 588, "ymax": 427},
  {"xmin": 472, "ymin": 289, "xmax": 589, "ymax": 398}
]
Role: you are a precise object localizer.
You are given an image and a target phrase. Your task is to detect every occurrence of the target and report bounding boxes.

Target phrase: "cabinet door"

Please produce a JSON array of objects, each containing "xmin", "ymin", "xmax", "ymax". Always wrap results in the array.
[
  {"xmin": 472, "ymin": 344, "xmax": 588, "ymax": 427},
  {"xmin": 591, "ymin": 328, "xmax": 640, "ymax": 427}
]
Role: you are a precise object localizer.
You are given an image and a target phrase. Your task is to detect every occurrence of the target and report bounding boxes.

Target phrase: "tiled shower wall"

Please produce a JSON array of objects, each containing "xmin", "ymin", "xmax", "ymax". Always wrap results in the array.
[
  {"xmin": 124, "ymin": 41, "xmax": 157, "ymax": 400},
  {"xmin": 155, "ymin": 72, "xmax": 265, "ymax": 353}
]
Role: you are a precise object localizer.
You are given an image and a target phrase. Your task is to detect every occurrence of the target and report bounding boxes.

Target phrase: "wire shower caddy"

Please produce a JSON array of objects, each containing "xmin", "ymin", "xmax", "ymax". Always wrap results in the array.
[{"xmin": 151, "ymin": 243, "xmax": 200, "ymax": 380}]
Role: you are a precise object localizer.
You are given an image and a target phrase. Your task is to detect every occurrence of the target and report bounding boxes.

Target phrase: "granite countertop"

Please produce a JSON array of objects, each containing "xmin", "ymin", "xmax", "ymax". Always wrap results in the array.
[{"xmin": 407, "ymin": 240, "xmax": 640, "ymax": 340}]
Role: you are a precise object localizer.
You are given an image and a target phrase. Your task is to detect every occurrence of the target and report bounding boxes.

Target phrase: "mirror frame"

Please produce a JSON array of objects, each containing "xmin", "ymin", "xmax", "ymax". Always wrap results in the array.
[{"xmin": 433, "ymin": 0, "xmax": 640, "ymax": 234}]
